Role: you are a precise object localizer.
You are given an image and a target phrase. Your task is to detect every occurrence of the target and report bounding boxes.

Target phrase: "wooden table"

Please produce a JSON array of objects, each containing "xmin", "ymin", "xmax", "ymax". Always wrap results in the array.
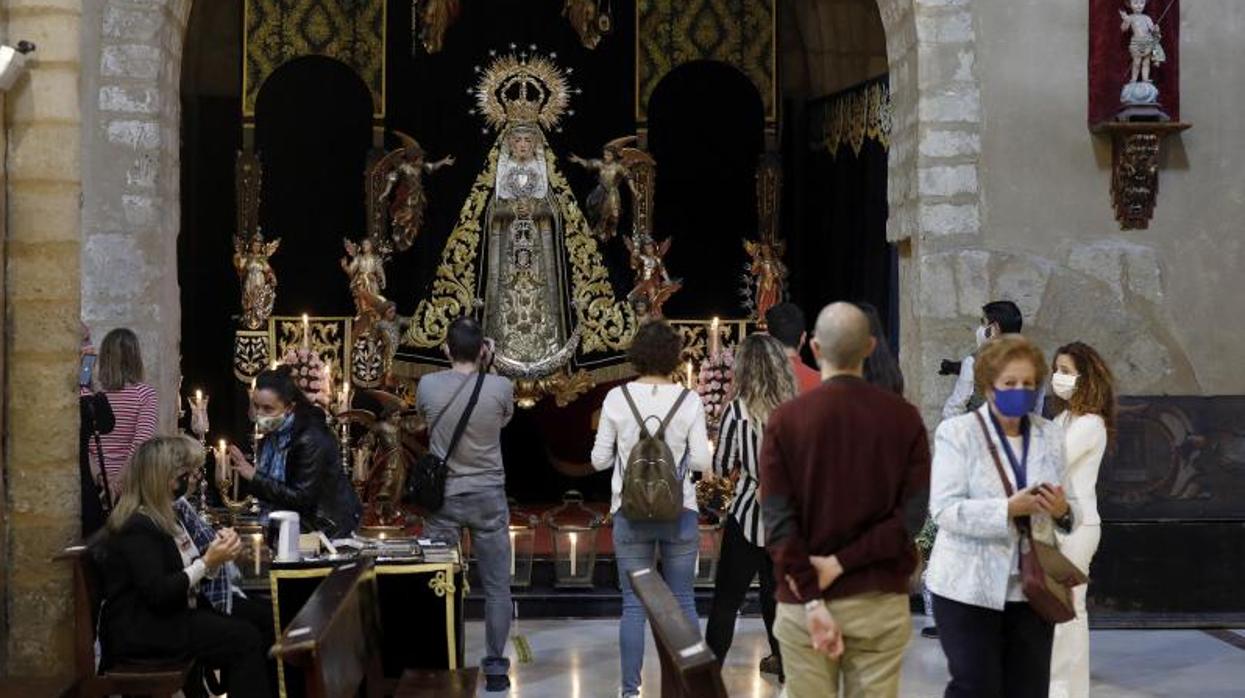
[{"xmin": 270, "ymin": 556, "xmax": 465, "ymax": 698}]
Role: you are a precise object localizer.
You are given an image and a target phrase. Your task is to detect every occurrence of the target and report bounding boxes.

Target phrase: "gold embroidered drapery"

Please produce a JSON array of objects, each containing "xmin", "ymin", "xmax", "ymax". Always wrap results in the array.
[{"xmin": 808, "ymin": 78, "xmax": 892, "ymax": 157}]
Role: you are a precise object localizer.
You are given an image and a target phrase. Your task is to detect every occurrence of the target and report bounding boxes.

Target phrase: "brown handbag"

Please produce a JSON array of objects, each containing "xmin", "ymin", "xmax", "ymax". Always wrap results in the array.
[{"xmin": 974, "ymin": 412, "xmax": 1088, "ymax": 624}]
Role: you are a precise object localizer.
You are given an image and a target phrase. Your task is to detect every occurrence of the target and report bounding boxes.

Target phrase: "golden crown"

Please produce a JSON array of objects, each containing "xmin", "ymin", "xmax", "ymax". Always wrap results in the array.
[{"xmin": 472, "ymin": 46, "xmax": 577, "ymax": 133}]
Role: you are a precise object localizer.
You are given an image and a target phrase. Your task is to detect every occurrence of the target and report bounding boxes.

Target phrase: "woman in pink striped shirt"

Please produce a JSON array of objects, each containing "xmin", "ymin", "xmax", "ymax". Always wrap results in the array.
[{"xmin": 90, "ymin": 328, "xmax": 159, "ymax": 501}]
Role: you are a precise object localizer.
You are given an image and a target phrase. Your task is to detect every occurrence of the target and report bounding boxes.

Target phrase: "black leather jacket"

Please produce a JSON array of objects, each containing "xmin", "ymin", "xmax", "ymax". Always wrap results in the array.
[{"xmin": 248, "ymin": 408, "xmax": 361, "ymax": 539}]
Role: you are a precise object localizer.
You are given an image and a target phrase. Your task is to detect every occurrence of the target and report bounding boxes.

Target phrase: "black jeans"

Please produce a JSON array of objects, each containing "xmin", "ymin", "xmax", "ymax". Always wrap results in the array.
[
  {"xmin": 705, "ymin": 516, "xmax": 780, "ymax": 664},
  {"xmin": 933, "ymin": 594, "xmax": 1054, "ymax": 698},
  {"xmin": 184, "ymin": 602, "xmax": 272, "ymax": 698}
]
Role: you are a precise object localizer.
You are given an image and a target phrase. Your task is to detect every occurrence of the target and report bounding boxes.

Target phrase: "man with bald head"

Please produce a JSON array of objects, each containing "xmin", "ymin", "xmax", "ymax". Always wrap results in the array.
[{"xmin": 761, "ymin": 302, "xmax": 931, "ymax": 698}]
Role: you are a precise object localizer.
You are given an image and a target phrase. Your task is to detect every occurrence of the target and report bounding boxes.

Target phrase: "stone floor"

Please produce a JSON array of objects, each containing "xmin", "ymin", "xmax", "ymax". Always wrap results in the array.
[{"xmin": 465, "ymin": 618, "xmax": 1245, "ymax": 697}]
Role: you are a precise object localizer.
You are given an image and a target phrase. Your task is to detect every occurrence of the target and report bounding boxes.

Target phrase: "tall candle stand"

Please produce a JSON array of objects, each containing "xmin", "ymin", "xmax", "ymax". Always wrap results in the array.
[{"xmin": 187, "ymin": 390, "xmax": 211, "ymax": 517}]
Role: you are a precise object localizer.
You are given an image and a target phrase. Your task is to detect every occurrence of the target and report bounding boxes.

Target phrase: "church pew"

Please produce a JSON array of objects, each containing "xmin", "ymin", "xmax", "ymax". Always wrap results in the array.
[
  {"xmin": 57, "ymin": 544, "xmax": 193, "ymax": 698},
  {"xmin": 271, "ymin": 555, "xmax": 477, "ymax": 698},
  {"xmin": 628, "ymin": 567, "xmax": 728, "ymax": 698},
  {"xmin": 270, "ymin": 557, "xmax": 385, "ymax": 698}
]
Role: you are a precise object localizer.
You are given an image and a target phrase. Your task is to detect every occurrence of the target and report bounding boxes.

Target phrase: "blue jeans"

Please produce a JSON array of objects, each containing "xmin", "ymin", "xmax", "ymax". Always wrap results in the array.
[
  {"xmin": 613, "ymin": 509, "xmax": 700, "ymax": 695},
  {"xmin": 423, "ymin": 488, "xmax": 512, "ymax": 679}
]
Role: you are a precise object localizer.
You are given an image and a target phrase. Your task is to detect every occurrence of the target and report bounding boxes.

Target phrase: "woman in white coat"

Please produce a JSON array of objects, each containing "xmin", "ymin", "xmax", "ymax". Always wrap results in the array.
[
  {"xmin": 1048, "ymin": 342, "xmax": 1114, "ymax": 698},
  {"xmin": 926, "ymin": 335, "xmax": 1076, "ymax": 698}
]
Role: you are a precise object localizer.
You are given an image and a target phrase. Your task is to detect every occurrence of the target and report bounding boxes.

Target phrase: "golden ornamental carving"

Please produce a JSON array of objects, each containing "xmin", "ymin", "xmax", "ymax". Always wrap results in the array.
[
  {"xmin": 243, "ymin": 0, "xmax": 386, "ymax": 118},
  {"xmin": 428, "ymin": 570, "xmax": 456, "ymax": 598},
  {"xmin": 812, "ymin": 79, "xmax": 893, "ymax": 157},
  {"xmin": 270, "ymin": 316, "xmax": 351, "ymax": 376}
]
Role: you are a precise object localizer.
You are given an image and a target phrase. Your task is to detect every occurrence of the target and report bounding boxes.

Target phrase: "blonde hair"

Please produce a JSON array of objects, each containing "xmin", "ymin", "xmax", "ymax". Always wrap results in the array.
[
  {"xmin": 107, "ymin": 435, "xmax": 203, "ymax": 536},
  {"xmin": 734, "ymin": 333, "xmax": 798, "ymax": 428},
  {"xmin": 974, "ymin": 334, "xmax": 1048, "ymax": 396}
]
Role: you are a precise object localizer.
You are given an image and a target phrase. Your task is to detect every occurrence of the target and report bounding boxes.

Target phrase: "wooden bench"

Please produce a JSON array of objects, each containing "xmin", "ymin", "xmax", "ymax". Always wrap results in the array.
[
  {"xmin": 629, "ymin": 567, "xmax": 728, "ymax": 698},
  {"xmin": 270, "ymin": 556, "xmax": 477, "ymax": 698},
  {"xmin": 57, "ymin": 544, "xmax": 194, "ymax": 698}
]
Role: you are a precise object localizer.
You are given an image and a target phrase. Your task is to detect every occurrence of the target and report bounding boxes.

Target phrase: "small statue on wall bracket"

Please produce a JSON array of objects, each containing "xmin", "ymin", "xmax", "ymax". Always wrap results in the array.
[
  {"xmin": 376, "ymin": 131, "xmax": 455, "ymax": 251},
  {"xmin": 1118, "ymin": 0, "xmax": 1171, "ymax": 118},
  {"xmin": 232, "ymin": 230, "xmax": 280, "ymax": 330}
]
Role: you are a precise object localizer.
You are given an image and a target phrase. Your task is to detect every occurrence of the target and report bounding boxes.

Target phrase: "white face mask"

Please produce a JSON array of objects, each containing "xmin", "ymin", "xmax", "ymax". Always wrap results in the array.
[
  {"xmin": 1051, "ymin": 373, "xmax": 1078, "ymax": 400},
  {"xmin": 975, "ymin": 324, "xmax": 990, "ymax": 348}
]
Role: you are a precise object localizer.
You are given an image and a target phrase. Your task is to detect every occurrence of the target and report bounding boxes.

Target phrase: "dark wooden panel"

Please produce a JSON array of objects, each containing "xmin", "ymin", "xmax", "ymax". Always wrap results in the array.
[
  {"xmin": 1089, "ymin": 522, "xmax": 1245, "ymax": 614},
  {"xmin": 1099, "ymin": 396, "xmax": 1245, "ymax": 522}
]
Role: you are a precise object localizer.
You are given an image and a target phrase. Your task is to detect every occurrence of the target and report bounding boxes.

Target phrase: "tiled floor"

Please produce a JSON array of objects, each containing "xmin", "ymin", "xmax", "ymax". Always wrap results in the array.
[{"xmin": 464, "ymin": 619, "xmax": 1245, "ymax": 697}]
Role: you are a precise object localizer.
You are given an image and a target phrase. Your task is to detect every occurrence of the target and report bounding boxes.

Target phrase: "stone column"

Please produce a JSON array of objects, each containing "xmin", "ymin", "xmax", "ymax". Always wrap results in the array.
[{"xmin": 2, "ymin": 0, "xmax": 85, "ymax": 678}]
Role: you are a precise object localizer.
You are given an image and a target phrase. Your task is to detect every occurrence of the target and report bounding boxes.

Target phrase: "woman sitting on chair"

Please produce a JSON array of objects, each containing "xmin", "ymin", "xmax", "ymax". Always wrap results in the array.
[{"xmin": 100, "ymin": 435, "xmax": 271, "ymax": 698}]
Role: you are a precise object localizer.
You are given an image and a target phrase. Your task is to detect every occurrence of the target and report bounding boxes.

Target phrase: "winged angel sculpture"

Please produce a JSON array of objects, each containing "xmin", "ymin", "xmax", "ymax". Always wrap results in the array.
[{"xmin": 232, "ymin": 231, "xmax": 280, "ymax": 330}]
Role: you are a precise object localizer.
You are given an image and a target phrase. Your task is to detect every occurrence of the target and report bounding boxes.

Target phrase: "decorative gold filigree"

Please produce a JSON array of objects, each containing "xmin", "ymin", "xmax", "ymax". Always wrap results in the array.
[
  {"xmin": 270, "ymin": 316, "xmax": 350, "ymax": 376},
  {"xmin": 234, "ymin": 331, "xmax": 272, "ymax": 383},
  {"xmin": 670, "ymin": 319, "xmax": 751, "ymax": 364},
  {"xmin": 811, "ymin": 79, "xmax": 893, "ymax": 157},
  {"xmin": 474, "ymin": 51, "xmax": 573, "ymax": 132},
  {"xmin": 428, "ymin": 570, "xmax": 456, "ymax": 598},
  {"xmin": 403, "ymin": 150, "xmax": 494, "ymax": 349}
]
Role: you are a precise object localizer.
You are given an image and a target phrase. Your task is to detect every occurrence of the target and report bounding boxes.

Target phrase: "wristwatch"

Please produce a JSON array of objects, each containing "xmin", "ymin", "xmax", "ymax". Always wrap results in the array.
[{"xmin": 803, "ymin": 598, "xmax": 824, "ymax": 614}]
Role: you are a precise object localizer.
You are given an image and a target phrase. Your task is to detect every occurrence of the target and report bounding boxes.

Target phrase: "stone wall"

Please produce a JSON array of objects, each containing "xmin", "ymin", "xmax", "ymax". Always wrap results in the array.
[
  {"xmin": 2, "ymin": 0, "xmax": 85, "ymax": 677},
  {"xmin": 80, "ymin": 0, "xmax": 192, "ymax": 432},
  {"xmin": 919, "ymin": 0, "xmax": 1245, "ymax": 418}
]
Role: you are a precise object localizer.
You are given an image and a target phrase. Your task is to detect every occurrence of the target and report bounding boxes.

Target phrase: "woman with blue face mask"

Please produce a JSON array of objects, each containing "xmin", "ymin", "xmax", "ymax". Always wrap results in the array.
[
  {"xmin": 925, "ymin": 334, "xmax": 1076, "ymax": 698},
  {"xmin": 227, "ymin": 366, "xmax": 361, "ymax": 539}
]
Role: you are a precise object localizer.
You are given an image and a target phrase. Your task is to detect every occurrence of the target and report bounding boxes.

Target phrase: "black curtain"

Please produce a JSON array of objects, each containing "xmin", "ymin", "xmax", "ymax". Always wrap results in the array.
[
  {"xmin": 787, "ymin": 76, "xmax": 895, "ymax": 348},
  {"xmin": 648, "ymin": 61, "xmax": 765, "ymax": 319}
]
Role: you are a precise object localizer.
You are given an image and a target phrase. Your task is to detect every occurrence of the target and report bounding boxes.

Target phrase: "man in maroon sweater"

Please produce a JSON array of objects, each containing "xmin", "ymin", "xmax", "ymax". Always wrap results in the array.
[{"xmin": 761, "ymin": 302, "xmax": 930, "ymax": 698}]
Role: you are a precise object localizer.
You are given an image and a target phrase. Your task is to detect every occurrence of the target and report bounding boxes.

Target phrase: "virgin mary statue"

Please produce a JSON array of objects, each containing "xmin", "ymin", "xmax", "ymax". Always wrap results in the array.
[{"xmin": 404, "ymin": 51, "xmax": 636, "ymax": 383}]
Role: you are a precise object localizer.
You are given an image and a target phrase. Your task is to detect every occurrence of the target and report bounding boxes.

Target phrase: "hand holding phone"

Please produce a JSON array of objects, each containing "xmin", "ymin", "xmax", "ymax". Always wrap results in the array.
[{"xmin": 78, "ymin": 354, "xmax": 97, "ymax": 389}]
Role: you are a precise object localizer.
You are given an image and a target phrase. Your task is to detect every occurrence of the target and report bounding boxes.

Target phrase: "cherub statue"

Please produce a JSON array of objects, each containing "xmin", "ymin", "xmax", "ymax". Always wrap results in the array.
[
  {"xmin": 564, "ymin": 0, "xmax": 607, "ymax": 50},
  {"xmin": 420, "ymin": 0, "xmax": 461, "ymax": 54},
  {"xmin": 1120, "ymin": 0, "xmax": 1165, "ymax": 84},
  {"xmin": 745, "ymin": 238, "xmax": 787, "ymax": 321},
  {"xmin": 232, "ymin": 231, "xmax": 280, "ymax": 330},
  {"xmin": 378, "ymin": 131, "xmax": 455, "ymax": 251},
  {"xmin": 341, "ymin": 236, "xmax": 389, "ymax": 331},
  {"xmin": 569, "ymin": 136, "xmax": 637, "ymax": 243},
  {"xmin": 625, "ymin": 234, "xmax": 681, "ymax": 318},
  {"xmin": 340, "ymin": 391, "xmax": 425, "ymax": 528}
]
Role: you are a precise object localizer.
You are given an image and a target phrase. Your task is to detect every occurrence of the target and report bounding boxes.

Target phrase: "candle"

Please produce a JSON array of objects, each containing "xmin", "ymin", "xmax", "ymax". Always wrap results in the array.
[
  {"xmin": 250, "ymin": 377, "xmax": 257, "ymax": 393},
  {"xmin": 569, "ymin": 532, "xmax": 578, "ymax": 577},
  {"xmin": 302, "ymin": 313, "xmax": 311, "ymax": 351},
  {"xmin": 324, "ymin": 359, "xmax": 333, "ymax": 400},
  {"xmin": 340, "ymin": 381, "xmax": 351, "ymax": 413},
  {"xmin": 685, "ymin": 361, "xmax": 694, "ymax": 389},
  {"xmin": 252, "ymin": 534, "xmax": 262, "ymax": 576},
  {"xmin": 509, "ymin": 529, "xmax": 517, "ymax": 577},
  {"xmin": 709, "ymin": 317, "xmax": 721, "ymax": 357},
  {"xmin": 195, "ymin": 389, "xmax": 203, "ymax": 404}
]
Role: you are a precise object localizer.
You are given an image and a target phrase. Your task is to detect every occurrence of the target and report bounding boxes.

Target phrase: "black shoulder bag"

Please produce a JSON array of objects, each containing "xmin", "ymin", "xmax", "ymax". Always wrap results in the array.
[{"xmin": 406, "ymin": 371, "xmax": 487, "ymax": 512}]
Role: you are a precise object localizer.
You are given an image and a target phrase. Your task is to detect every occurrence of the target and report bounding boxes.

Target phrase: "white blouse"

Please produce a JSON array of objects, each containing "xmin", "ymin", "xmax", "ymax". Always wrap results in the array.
[
  {"xmin": 591, "ymin": 382, "xmax": 712, "ymax": 514},
  {"xmin": 1055, "ymin": 412, "xmax": 1107, "ymax": 526}
]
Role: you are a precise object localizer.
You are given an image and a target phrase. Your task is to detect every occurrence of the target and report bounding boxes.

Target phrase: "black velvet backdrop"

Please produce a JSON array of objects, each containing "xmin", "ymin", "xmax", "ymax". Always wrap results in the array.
[{"xmin": 786, "ymin": 78, "xmax": 896, "ymax": 351}]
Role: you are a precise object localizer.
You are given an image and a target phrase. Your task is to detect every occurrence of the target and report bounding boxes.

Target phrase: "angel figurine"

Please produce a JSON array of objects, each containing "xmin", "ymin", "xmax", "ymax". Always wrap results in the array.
[
  {"xmin": 745, "ymin": 238, "xmax": 787, "ymax": 321},
  {"xmin": 378, "ymin": 131, "xmax": 455, "ymax": 251},
  {"xmin": 1120, "ymin": 0, "xmax": 1165, "ymax": 84},
  {"xmin": 625, "ymin": 234, "xmax": 681, "ymax": 318},
  {"xmin": 339, "ymin": 391, "xmax": 425, "ymax": 528},
  {"xmin": 373, "ymin": 301, "xmax": 408, "ymax": 389},
  {"xmin": 341, "ymin": 237, "xmax": 389, "ymax": 331},
  {"xmin": 569, "ymin": 136, "xmax": 637, "ymax": 242},
  {"xmin": 419, "ymin": 0, "xmax": 461, "ymax": 54},
  {"xmin": 232, "ymin": 231, "xmax": 280, "ymax": 330}
]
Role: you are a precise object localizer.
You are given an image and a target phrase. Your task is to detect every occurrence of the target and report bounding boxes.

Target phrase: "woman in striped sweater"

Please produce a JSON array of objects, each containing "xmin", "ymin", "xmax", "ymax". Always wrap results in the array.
[
  {"xmin": 90, "ymin": 328, "xmax": 159, "ymax": 501},
  {"xmin": 705, "ymin": 333, "xmax": 797, "ymax": 679}
]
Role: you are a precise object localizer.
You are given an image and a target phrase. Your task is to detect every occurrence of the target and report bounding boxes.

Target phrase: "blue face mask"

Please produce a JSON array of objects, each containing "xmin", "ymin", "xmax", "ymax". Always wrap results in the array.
[{"xmin": 992, "ymin": 388, "xmax": 1038, "ymax": 418}]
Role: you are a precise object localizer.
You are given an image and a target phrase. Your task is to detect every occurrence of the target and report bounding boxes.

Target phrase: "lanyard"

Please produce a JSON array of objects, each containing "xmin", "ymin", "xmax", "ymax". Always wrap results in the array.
[{"xmin": 988, "ymin": 411, "xmax": 1030, "ymax": 489}]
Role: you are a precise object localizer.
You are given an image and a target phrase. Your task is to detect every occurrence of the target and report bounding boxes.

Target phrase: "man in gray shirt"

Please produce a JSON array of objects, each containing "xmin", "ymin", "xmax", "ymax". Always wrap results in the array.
[{"xmin": 416, "ymin": 317, "xmax": 514, "ymax": 692}]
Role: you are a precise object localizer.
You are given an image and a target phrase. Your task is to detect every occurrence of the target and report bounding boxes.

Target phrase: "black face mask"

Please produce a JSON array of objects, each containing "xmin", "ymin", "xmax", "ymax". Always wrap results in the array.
[{"xmin": 173, "ymin": 473, "xmax": 191, "ymax": 500}]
